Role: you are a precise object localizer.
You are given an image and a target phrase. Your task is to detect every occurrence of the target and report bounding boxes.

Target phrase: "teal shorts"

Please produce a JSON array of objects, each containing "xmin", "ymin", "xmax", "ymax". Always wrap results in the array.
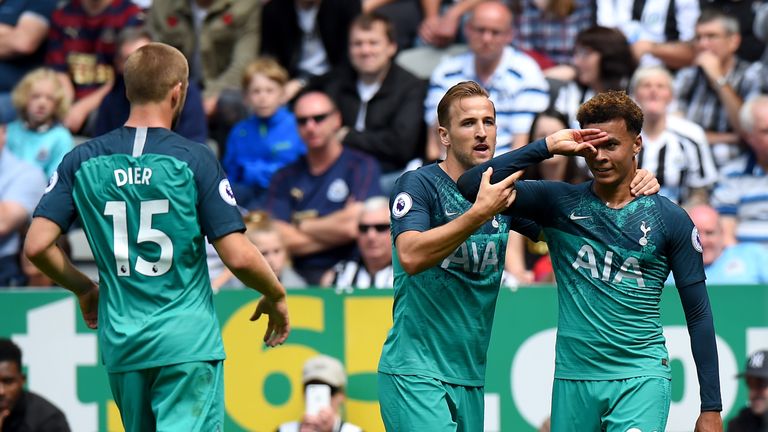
[
  {"xmin": 108, "ymin": 360, "xmax": 223, "ymax": 432},
  {"xmin": 551, "ymin": 376, "xmax": 671, "ymax": 432},
  {"xmin": 378, "ymin": 372, "xmax": 484, "ymax": 432}
]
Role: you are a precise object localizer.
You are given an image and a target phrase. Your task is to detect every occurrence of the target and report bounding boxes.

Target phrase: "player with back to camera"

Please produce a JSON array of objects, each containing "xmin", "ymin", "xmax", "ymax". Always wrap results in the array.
[{"xmin": 23, "ymin": 42, "xmax": 290, "ymax": 432}]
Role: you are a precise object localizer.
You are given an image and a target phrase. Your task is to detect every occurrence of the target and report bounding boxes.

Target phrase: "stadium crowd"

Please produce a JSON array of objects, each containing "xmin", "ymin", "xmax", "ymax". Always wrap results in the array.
[
  {"xmin": 0, "ymin": 0, "xmax": 767, "ymax": 429},
  {"xmin": 2, "ymin": 0, "xmax": 768, "ymax": 292}
]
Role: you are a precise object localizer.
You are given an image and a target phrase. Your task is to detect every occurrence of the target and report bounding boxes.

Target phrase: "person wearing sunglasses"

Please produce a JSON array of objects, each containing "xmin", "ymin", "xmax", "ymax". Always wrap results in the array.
[
  {"xmin": 263, "ymin": 91, "xmax": 383, "ymax": 286},
  {"xmin": 321, "ymin": 196, "xmax": 393, "ymax": 290}
]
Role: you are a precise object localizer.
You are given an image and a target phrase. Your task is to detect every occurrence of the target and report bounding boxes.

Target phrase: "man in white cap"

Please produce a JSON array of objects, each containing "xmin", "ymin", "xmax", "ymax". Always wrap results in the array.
[
  {"xmin": 278, "ymin": 355, "xmax": 362, "ymax": 432},
  {"xmin": 728, "ymin": 350, "xmax": 768, "ymax": 432}
]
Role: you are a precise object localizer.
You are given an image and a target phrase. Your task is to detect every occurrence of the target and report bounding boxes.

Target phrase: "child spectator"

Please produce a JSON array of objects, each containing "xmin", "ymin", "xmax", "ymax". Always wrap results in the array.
[
  {"xmin": 7, "ymin": 67, "xmax": 73, "ymax": 178},
  {"xmin": 222, "ymin": 57, "xmax": 305, "ymax": 210},
  {"xmin": 211, "ymin": 212, "xmax": 306, "ymax": 291}
]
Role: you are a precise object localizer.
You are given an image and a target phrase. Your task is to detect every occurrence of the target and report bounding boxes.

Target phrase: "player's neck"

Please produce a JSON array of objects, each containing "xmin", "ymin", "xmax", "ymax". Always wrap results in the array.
[
  {"xmin": 592, "ymin": 177, "xmax": 635, "ymax": 209},
  {"xmin": 125, "ymin": 105, "xmax": 173, "ymax": 130},
  {"xmin": 437, "ymin": 159, "xmax": 464, "ymax": 182}
]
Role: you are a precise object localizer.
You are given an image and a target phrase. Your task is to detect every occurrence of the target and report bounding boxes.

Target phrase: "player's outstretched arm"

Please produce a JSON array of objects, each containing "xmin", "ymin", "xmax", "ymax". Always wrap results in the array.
[
  {"xmin": 694, "ymin": 411, "xmax": 723, "ymax": 432},
  {"xmin": 397, "ymin": 168, "xmax": 519, "ymax": 274},
  {"xmin": 24, "ymin": 217, "xmax": 99, "ymax": 329},
  {"xmin": 214, "ymin": 232, "xmax": 290, "ymax": 347}
]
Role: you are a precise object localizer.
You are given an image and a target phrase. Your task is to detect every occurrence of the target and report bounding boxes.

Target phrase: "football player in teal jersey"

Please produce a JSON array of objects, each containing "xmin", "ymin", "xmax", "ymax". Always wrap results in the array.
[
  {"xmin": 458, "ymin": 91, "xmax": 722, "ymax": 431},
  {"xmin": 377, "ymin": 81, "xmax": 661, "ymax": 431},
  {"xmin": 24, "ymin": 43, "xmax": 290, "ymax": 432}
]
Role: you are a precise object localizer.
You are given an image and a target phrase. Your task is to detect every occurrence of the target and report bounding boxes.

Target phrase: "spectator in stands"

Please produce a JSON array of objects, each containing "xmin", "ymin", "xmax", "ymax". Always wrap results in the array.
[
  {"xmin": 701, "ymin": 0, "xmax": 767, "ymax": 63},
  {"xmin": 322, "ymin": 196, "xmax": 393, "ymax": 290},
  {"xmin": 631, "ymin": 66, "xmax": 718, "ymax": 205},
  {"xmin": 553, "ymin": 26, "xmax": 637, "ymax": 128},
  {"xmin": 711, "ymin": 95, "xmax": 768, "ymax": 246},
  {"xmin": 261, "ymin": 0, "xmax": 361, "ymax": 103},
  {"xmin": 264, "ymin": 91, "xmax": 382, "ymax": 285},
  {"xmin": 417, "ymin": 0, "xmax": 484, "ymax": 48},
  {"xmin": 222, "ymin": 57, "xmax": 305, "ymax": 210},
  {"xmin": 673, "ymin": 9, "xmax": 759, "ymax": 166},
  {"xmin": 308, "ymin": 12, "xmax": 426, "ymax": 194},
  {"xmin": 45, "ymin": 0, "xmax": 144, "ymax": 136},
  {"xmin": 7, "ymin": 68, "xmax": 73, "ymax": 178},
  {"xmin": 510, "ymin": 0, "xmax": 595, "ymax": 67},
  {"xmin": 424, "ymin": 0, "xmax": 549, "ymax": 159},
  {"xmin": 277, "ymin": 355, "xmax": 363, "ymax": 432},
  {"xmin": 148, "ymin": 0, "xmax": 260, "ymax": 152},
  {"xmin": 361, "ymin": 0, "xmax": 422, "ymax": 51},
  {"xmin": 0, "ymin": 123, "xmax": 47, "ymax": 288},
  {"xmin": 727, "ymin": 349, "xmax": 768, "ymax": 432},
  {"xmin": 687, "ymin": 204, "xmax": 768, "ymax": 284},
  {"xmin": 94, "ymin": 27, "xmax": 208, "ymax": 144},
  {"xmin": 0, "ymin": 339, "xmax": 70, "ymax": 431},
  {"xmin": 0, "ymin": 0, "xmax": 59, "ymax": 124},
  {"xmin": 596, "ymin": 0, "xmax": 699, "ymax": 68},
  {"xmin": 211, "ymin": 212, "xmax": 307, "ymax": 290}
]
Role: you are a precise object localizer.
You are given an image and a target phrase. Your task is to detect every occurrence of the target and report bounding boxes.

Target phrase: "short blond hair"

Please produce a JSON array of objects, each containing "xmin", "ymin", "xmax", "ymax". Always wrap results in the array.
[
  {"xmin": 12, "ymin": 68, "xmax": 71, "ymax": 123},
  {"xmin": 242, "ymin": 56, "xmax": 289, "ymax": 89},
  {"xmin": 124, "ymin": 42, "xmax": 188, "ymax": 104}
]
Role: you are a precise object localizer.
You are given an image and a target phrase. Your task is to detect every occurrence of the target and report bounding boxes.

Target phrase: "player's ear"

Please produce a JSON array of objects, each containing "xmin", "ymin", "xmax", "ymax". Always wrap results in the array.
[
  {"xmin": 633, "ymin": 134, "xmax": 642, "ymax": 156},
  {"xmin": 438, "ymin": 126, "xmax": 450, "ymax": 148}
]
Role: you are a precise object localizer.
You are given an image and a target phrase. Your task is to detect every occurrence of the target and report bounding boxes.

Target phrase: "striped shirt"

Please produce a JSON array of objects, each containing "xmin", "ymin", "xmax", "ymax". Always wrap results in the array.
[
  {"xmin": 331, "ymin": 259, "xmax": 393, "ymax": 291},
  {"xmin": 513, "ymin": 0, "xmax": 595, "ymax": 65},
  {"xmin": 673, "ymin": 58, "xmax": 759, "ymax": 165},
  {"xmin": 424, "ymin": 46, "xmax": 550, "ymax": 155},
  {"xmin": 638, "ymin": 115, "xmax": 718, "ymax": 204},
  {"xmin": 553, "ymin": 82, "xmax": 595, "ymax": 129},
  {"xmin": 45, "ymin": 0, "xmax": 144, "ymax": 100},
  {"xmin": 711, "ymin": 154, "xmax": 768, "ymax": 244}
]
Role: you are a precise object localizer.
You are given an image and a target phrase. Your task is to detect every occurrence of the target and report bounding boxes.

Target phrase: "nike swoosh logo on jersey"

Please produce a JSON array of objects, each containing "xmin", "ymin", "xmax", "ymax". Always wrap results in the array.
[
  {"xmin": 445, "ymin": 210, "xmax": 458, "ymax": 217},
  {"xmin": 569, "ymin": 211, "xmax": 591, "ymax": 220}
]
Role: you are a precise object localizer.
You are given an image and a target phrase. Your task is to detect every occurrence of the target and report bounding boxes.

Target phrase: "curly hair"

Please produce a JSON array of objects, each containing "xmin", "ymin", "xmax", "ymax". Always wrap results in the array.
[
  {"xmin": 576, "ymin": 91, "xmax": 643, "ymax": 135},
  {"xmin": 11, "ymin": 68, "xmax": 71, "ymax": 123},
  {"xmin": 0, "ymin": 338, "xmax": 22, "ymax": 369}
]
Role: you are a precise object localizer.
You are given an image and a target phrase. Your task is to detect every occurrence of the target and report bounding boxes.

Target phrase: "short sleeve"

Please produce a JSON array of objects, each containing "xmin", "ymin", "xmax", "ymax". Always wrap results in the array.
[
  {"xmin": 390, "ymin": 171, "xmax": 433, "ymax": 241},
  {"xmin": 191, "ymin": 146, "xmax": 245, "ymax": 241},
  {"xmin": 33, "ymin": 149, "xmax": 79, "ymax": 231}
]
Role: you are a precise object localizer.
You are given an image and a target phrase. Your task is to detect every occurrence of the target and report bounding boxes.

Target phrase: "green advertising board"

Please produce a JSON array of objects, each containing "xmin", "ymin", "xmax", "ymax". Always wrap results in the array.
[{"xmin": 0, "ymin": 285, "xmax": 765, "ymax": 431}]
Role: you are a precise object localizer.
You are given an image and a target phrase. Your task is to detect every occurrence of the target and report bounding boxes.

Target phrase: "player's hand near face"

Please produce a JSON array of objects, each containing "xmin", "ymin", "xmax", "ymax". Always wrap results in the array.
[
  {"xmin": 250, "ymin": 294, "xmax": 290, "ymax": 347},
  {"xmin": 545, "ymin": 128, "xmax": 608, "ymax": 157},
  {"xmin": 471, "ymin": 167, "xmax": 521, "ymax": 219},
  {"xmin": 78, "ymin": 285, "xmax": 99, "ymax": 329},
  {"xmin": 630, "ymin": 168, "xmax": 661, "ymax": 196},
  {"xmin": 694, "ymin": 411, "xmax": 723, "ymax": 432}
]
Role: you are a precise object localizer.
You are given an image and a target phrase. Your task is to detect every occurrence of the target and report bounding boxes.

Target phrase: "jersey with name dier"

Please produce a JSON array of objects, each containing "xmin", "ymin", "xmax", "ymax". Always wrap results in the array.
[
  {"xmin": 508, "ymin": 178, "xmax": 705, "ymax": 380},
  {"xmin": 378, "ymin": 153, "xmax": 541, "ymax": 386},
  {"xmin": 34, "ymin": 127, "xmax": 245, "ymax": 373}
]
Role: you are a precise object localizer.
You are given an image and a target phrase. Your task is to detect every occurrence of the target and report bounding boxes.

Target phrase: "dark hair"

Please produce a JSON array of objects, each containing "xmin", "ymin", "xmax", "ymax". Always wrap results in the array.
[
  {"xmin": 575, "ymin": 26, "xmax": 637, "ymax": 91},
  {"xmin": 350, "ymin": 12, "xmax": 397, "ymax": 44},
  {"xmin": 577, "ymin": 90, "xmax": 644, "ymax": 135},
  {"xmin": 0, "ymin": 338, "xmax": 22, "ymax": 368}
]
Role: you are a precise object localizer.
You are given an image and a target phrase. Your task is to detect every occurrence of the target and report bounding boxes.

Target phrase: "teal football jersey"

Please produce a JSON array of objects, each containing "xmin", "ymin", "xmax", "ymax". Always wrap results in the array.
[
  {"xmin": 379, "ymin": 164, "xmax": 524, "ymax": 386},
  {"xmin": 35, "ymin": 127, "xmax": 245, "ymax": 372},
  {"xmin": 511, "ymin": 181, "xmax": 705, "ymax": 380}
]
